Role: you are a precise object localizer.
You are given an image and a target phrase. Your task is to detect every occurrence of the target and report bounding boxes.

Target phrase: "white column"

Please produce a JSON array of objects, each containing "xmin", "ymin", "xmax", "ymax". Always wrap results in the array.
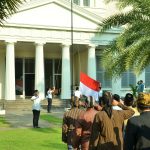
[
  {"xmin": 0, "ymin": 51, "xmax": 5, "ymax": 99},
  {"xmin": 87, "ymin": 44, "xmax": 96, "ymax": 80},
  {"xmin": 80, "ymin": 0, "xmax": 84, "ymax": 6},
  {"xmin": 90, "ymin": 0, "xmax": 95, "ymax": 7},
  {"xmin": 61, "ymin": 43, "xmax": 71, "ymax": 99},
  {"xmin": 112, "ymin": 78, "xmax": 121, "ymax": 95},
  {"xmin": 5, "ymin": 41, "xmax": 16, "ymax": 100},
  {"xmin": 35, "ymin": 42, "xmax": 45, "ymax": 99}
]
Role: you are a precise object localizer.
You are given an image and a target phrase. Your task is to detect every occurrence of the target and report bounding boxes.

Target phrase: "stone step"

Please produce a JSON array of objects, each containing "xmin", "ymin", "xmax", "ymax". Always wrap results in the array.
[{"xmin": 0, "ymin": 98, "xmax": 67, "ymax": 110}]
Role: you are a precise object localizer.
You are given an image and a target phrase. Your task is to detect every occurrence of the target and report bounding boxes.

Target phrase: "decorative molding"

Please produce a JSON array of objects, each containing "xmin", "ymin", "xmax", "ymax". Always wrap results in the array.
[
  {"xmin": 0, "ymin": 26, "xmax": 119, "ymax": 46},
  {"xmin": 3, "ymin": 23, "xmax": 100, "ymax": 32},
  {"xmin": 5, "ymin": 39, "xmax": 17, "ymax": 43},
  {"xmin": 88, "ymin": 44, "xmax": 96, "ymax": 48},
  {"xmin": 61, "ymin": 42, "xmax": 71, "ymax": 47},
  {"xmin": 34, "ymin": 41, "xmax": 46, "ymax": 45}
]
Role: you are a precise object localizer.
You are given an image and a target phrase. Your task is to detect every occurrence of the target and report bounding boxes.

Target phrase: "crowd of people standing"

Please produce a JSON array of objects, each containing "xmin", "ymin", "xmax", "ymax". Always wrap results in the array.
[
  {"xmin": 62, "ymin": 87, "xmax": 150, "ymax": 150},
  {"xmin": 29, "ymin": 81, "xmax": 149, "ymax": 150}
]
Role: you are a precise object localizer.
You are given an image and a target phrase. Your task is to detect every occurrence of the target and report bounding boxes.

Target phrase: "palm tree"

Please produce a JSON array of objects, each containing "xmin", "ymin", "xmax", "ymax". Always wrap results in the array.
[
  {"xmin": 129, "ymin": 84, "xmax": 138, "ymax": 98},
  {"xmin": 0, "ymin": 0, "xmax": 26, "ymax": 25},
  {"xmin": 99, "ymin": 0, "xmax": 150, "ymax": 77}
]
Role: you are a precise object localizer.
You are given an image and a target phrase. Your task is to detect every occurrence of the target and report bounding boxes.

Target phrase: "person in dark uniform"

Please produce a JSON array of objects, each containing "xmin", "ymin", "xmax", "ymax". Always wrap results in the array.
[{"xmin": 124, "ymin": 93, "xmax": 150, "ymax": 150}]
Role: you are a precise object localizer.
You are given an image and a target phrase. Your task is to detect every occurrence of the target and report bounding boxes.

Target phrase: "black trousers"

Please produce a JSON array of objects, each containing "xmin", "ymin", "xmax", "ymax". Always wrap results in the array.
[
  {"xmin": 47, "ymin": 98, "xmax": 52, "ymax": 112},
  {"xmin": 32, "ymin": 109, "xmax": 40, "ymax": 127}
]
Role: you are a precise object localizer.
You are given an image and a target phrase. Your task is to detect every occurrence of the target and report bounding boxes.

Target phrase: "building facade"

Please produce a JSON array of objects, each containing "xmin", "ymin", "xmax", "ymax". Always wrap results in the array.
[{"xmin": 0, "ymin": 0, "xmax": 149, "ymax": 101}]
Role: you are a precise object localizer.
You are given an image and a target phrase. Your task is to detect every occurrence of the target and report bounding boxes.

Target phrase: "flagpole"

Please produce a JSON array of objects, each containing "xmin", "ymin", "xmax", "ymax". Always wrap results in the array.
[
  {"xmin": 71, "ymin": 0, "xmax": 74, "ymax": 96},
  {"xmin": 65, "ymin": 0, "xmax": 74, "ymax": 108}
]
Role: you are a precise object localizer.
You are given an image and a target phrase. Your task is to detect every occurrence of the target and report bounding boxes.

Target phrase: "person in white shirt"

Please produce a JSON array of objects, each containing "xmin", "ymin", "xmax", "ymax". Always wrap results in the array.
[
  {"xmin": 74, "ymin": 87, "xmax": 82, "ymax": 98},
  {"xmin": 31, "ymin": 90, "xmax": 41, "ymax": 128},
  {"xmin": 46, "ymin": 87, "xmax": 55, "ymax": 113}
]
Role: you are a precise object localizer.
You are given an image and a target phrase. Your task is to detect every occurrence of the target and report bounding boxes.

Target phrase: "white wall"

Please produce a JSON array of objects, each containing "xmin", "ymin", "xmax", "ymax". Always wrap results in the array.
[{"xmin": 6, "ymin": 3, "xmax": 98, "ymax": 29}]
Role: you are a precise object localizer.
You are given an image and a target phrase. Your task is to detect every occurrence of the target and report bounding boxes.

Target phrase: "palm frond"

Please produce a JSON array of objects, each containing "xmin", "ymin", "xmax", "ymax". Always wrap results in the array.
[
  {"xmin": 99, "ymin": 0, "xmax": 150, "ymax": 77},
  {"xmin": 116, "ymin": 20, "xmax": 150, "ymax": 49},
  {"xmin": 98, "ymin": 9, "xmax": 147, "ymax": 32},
  {"xmin": 0, "ymin": 0, "xmax": 25, "ymax": 25},
  {"xmin": 105, "ymin": 0, "xmax": 150, "ymax": 12}
]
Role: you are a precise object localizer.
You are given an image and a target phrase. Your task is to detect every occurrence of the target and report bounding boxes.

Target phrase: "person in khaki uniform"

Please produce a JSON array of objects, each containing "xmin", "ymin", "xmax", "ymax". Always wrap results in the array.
[
  {"xmin": 62, "ymin": 96, "xmax": 84, "ymax": 150},
  {"xmin": 76, "ymin": 96, "xmax": 98, "ymax": 150},
  {"xmin": 89, "ymin": 91, "xmax": 135, "ymax": 150}
]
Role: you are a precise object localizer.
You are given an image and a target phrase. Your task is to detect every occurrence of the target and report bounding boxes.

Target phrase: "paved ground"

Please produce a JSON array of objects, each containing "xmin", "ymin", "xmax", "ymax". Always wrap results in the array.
[{"xmin": 1, "ymin": 107, "xmax": 65, "ymax": 129}]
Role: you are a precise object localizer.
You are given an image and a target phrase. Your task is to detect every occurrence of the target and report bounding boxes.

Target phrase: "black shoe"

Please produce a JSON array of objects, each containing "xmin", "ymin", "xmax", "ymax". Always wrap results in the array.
[{"xmin": 35, "ymin": 126, "xmax": 41, "ymax": 128}]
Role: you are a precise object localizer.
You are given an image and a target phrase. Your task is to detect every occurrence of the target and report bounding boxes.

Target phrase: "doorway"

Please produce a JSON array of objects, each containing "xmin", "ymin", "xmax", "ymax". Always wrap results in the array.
[
  {"xmin": 54, "ymin": 74, "xmax": 61, "ymax": 96},
  {"xmin": 25, "ymin": 73, "xmax": 35, "ymax": 97}
]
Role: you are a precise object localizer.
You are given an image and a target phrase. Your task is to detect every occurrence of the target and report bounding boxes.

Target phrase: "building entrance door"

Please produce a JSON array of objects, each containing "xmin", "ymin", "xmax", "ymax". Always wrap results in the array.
[
  {"xmin": 54, "ymin": 74, "xmax": 61, "ymax": 96},
  {"xmin": 25, "ymin": 73, "xmax": 35, "ymax": 97}
]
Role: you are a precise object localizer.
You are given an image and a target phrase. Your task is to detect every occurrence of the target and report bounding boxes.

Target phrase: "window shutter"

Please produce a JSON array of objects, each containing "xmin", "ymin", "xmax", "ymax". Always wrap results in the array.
[
  {"xmin": 73, "ymin": 0, "xmax": 80, "ymax": 5},
  {"xmin": 96, "ymin": 56, "xmax": 112, "ymax": 88},
  {"xmin": 145, "ymin": 66, "xmax": 150, "ymax": 88},
  {"xmin": 83, "ymin": 0, "xmax": 90, "ymax": 6},
  {"xmin": 121, "ymin": 70, "xmax": 136, "ymax": 88}
]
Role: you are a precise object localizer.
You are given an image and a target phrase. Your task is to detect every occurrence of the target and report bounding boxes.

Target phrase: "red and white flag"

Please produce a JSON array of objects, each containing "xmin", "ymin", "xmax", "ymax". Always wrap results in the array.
[{"xmin": 79, "ymin": 72, "xmax": 100, "ymax": 101}]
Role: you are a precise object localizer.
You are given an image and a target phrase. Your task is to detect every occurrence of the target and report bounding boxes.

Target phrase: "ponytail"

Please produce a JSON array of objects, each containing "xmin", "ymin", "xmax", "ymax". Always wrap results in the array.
[{"xmin": 101, "ymin": 92, "xmax": 113, "ymax": 118}]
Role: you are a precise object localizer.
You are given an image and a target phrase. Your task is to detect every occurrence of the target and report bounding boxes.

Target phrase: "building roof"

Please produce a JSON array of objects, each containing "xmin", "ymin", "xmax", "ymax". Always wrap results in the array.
[
  {"xmin": 4, "ymin": 0, "xmax": 104, "ymax": 31},
  {"xmin": 19, "ymin": 0, "xmax": 103, "ymax": 23}
]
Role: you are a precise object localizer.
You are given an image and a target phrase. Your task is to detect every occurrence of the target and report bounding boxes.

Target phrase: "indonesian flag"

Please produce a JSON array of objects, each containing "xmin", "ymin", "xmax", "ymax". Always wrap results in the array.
[{"xmin": 79, "ymin": 72, "xmax": 100, "ymax": 101}]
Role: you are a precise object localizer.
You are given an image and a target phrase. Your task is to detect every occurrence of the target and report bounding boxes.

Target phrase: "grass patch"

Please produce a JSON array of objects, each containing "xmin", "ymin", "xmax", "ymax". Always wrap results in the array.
[
  {"xmin": 0, "ymin": 113, "xmax": 67, "ymax": 149},
  {"xmin": 0, "ymin": 128, "xmax": 67, "ymax": 150},
  {"xmin": 40, "ymin": 114, "xmax": 63, "ymax": 125},
  {"xmin": 0, "ymin": 116, "xmax": 10, "ymax": 128}
]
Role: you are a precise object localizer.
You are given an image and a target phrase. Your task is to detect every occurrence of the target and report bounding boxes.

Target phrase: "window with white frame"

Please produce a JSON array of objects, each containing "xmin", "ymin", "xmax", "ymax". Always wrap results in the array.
[
  {"xmin": 145, "ymin": 65, "xmax": 150, "ymax": 88},
  {"xmin": 83, "ymin": 0, "xmax": 90, "ymax": 6},
  {"xmin": 70, "ymin": 0, "xmax": 90, "ymax": 6},
  {"xmin": 73, "ymin": 0, "xmax": 80, "ymax": 5},
  {"xmin": 96, "ymin": 56, "xmax": 112, "ymax": 88},
  {"xmin": 121, "ymin": 70, "xmax": 136, "ymax": 88}
]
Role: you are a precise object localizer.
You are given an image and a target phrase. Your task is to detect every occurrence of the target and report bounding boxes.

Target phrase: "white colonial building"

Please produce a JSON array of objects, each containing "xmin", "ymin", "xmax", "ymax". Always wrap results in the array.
[{"xmin": 0, "ymin": 0, "xmax": 148, "ymax": 101}]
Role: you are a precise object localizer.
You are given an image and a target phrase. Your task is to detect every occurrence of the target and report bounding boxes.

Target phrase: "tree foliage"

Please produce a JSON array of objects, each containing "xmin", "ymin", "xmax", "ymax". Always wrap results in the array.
[
  {"xmin": 0, "ymin": 0, "xmax": 26, "ymax": 25},
  {"xmin": 99, "ymin": 0, "xmax": 150, "ymax": 77}
]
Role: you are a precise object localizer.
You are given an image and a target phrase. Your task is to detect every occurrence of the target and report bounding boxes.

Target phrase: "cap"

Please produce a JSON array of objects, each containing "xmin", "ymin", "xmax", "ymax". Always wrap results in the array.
[{"xmin": 137, "ymin": 93, "xmax": 150, "ymax": 108}]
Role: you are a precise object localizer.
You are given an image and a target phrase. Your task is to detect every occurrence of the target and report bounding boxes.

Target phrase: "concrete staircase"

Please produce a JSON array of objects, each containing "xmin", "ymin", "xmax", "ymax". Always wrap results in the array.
[{"xmin": 0, "ymin": 98, "xmax": 67, "ymax": 111}]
